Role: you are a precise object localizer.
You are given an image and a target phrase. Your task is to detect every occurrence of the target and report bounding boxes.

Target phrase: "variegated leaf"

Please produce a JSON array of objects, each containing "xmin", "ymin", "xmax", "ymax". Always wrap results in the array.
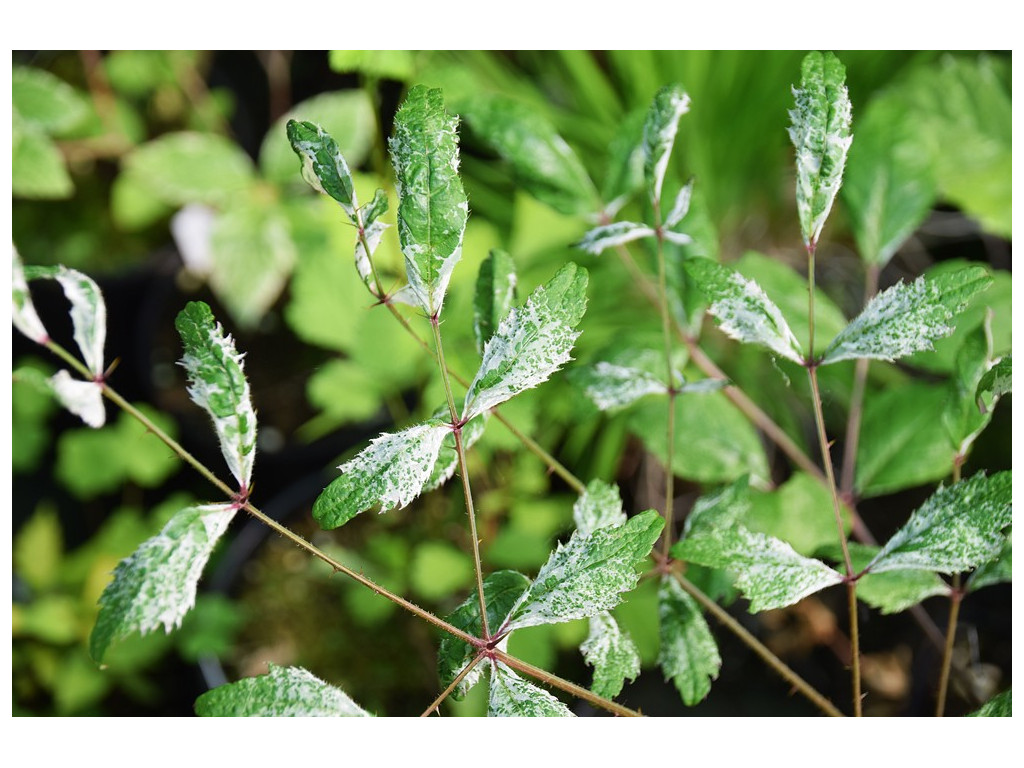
[
  {"xmin": 573, "ymin": 479, "xmax": 627, "ymax": 536},
  {"xmin": 865, "ymin": 472, "xmax": 1011, "ymax": 575},
  {"xmin": 313, "ymin": 421, "xmax": 449, "ymax": 529},
  {"xmin": 286, "ymin": 120, "xmax": 358, "ymax": 217},
  {"xmin": 175, "ymin": 301, "xmax": 257, "ymax": 490},
  {"xmin": 11, "ymin": 245, "xmax": 49, "ymax": 344},
  {"xmin": 90, "ymin": 502, "xmax": 236, "ymax": 662},
  {"xmin": 575, "ymin": 221, "xmax": 656, "ymax": 256},
  {"xmin": 672, "ymin": 525, "xmax": 843, "ymax": 612},
  {"xmin": 424, "ymin": 413, "xmax": 488, "ymax": 492},
  {"xmin": 663, "ymin": 178, "xmax": 695, "ymax": 229},
  {"xmin": 581, "ymin": 611, "xmax": 641, "ymax": 700},
  {"xmin": 819, "ymin": 267, "xmax": 993, "ymax": 366},
  {"xmin": 967, "ymin": 535, "xmax": 1011, "ymax": 593},
  {"xmin": 968, "ymin": 689, "xmax": 1012, "ymax": 717},
  {"xmin": 195, "ymin": 664, "xmax": 371, "ymax": 717},
  {"xmin": 488, "ymin": 660, "xmax": 574, "ymax": 717},
  {"xmin": 49, "ymin": 370, "xmax": 105, "ymax": 428},
  {"xmin": 473, "ymin": 250, "xmax": 517, "ymax": 356},
  {"xmin": 389, "ymin": 86, "xmax": 468, "ymax": 316},
  {"xmin": 354, "ymin": 219, "xmax": 389, "ymax": 289},
  {"xmin": 977, "ymin": 354, "xmax": 1011, "ymax": 403},
  {"xmin": 503, "ymin": 511, "xmax": 663, "ymax": 632},
  {"xmin": 685, "ymin": 258, "xmax": 804, "ymax": 364},
  {"xmin": 573, "ymin": 360, "xmax": 668, "ymax": 411},
  {"xmin": 658, "ymin": 576, "xmax": 720, "ymax": 705},
  {"xmin": 642, "ymin": 84, "xmax": 691, "ymax": 204},
  {"xmin": 788, "ymin": 51, "xmax": 853, "ymax": 246},
  {"xmin": 24, "ymin": 264, "xmax": 106, "ymax": 376},
  {"xmin": 463, "ymin": 263, "xmax": 588, "ymax": 421}
]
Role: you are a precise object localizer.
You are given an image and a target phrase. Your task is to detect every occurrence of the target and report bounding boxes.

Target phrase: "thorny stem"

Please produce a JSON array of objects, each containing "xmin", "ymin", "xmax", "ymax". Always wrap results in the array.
[
  {"xmin": 431, "ymin": 316, "xmax": 490, "ymax": 639},
  {"xmin": 675, "ymin": 574, "xmax": 844, "ymax": 717},
  {"xmin": 421, "ymin": 652, "xmax": 485, "ymax": 717},
  {"xmin": 936, "ymin": 460, "xmax": 965, "ymax": 716},
  {"xmin": 839, "ymin": 264, "xmax": 879, "ymax": 496},
  {"xmin": 492, "ymin": 649, "xmax": 642, "ymax": 717},
  {"xmin": 805, "ymin": 242, "xmax": 860, "ymax": 717},
  {"xmin": 652, "ymin": 201, "xmax": 678, "ymax": 558}
]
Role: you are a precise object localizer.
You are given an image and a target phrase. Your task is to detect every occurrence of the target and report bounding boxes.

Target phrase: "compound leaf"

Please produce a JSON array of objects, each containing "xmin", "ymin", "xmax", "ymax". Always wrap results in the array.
[
  {"xmin": 313, "ymin": 422, "xmax": 449, "ymax": 529},
  {"xmin": 389, "ymin": 85, "xmax": 467, "ymax": 316},
  {"xmin": 820, "ymin": 267, "xmax": 992, "ymax": 366},
  {"xmin": 463, "ymin": 262, "xmax": 588, "ymax": 421},
  {"xmin": 581, "ymin": 611, "xmax": 641, "ymax": 700},
  {"xmin": 788, "ymin": 51, "xmax": 853, "ymax": 246},
  {"xmin": 658, "ymin": 576, "xmax": 721, "ymax": 705},
  {"xmin": 488, "ymin": 660, "xmax": 574, "ymax": 717},
  {"xmin": 90, "ymin": 503, "xmax": 236, "ymax": 663},
  {"xmin": 642, "ymin": 84, "xmax": 691, "ymax": 203},
  {"xmin": 175, "ymin": 301, "xmax": 257, "ymax": 490},
  {"xmin": 194, "ymin": 664, "xmax": 370, "ymax": 717},
  {"xmin": 504, "ymin": 510, "xmax": 663, "ymax": 632},
  {"xmin": 685, "ymin": 258, "xmax": 804, "ymax": 364},
  {"xmin": 866, "ymin": 472, "xmax": 1011, "ymax": 575}
]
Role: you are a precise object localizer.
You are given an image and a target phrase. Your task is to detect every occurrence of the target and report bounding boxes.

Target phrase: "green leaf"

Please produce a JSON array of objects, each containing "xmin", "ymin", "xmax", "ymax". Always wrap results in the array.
[
  {"xmin": 286, "ymin": 120, "xmax": 359, "ymax": 217},
  {"xmin": 572, "ymin": 356, "xmax": 668, "ymax": 412},
  {"xmin": 125, "ymin": 132, "xmax": 256, "ymax": 206},
  {"xmin": 629, "ymin": 390, "xmax": 770, "ymax": 485},
  {"xmin": 504, "ymin": 511, "xmax": 663, "ymax": 632},
  {"xmin": 842, "ymin": 93, "xmax": 936, "ymax": 267},
  {"xmin": 194, "ymin": 664, "xmax": 371, "ymax": 717},
  {"xmin": 685, "ymin": 258, "xmax": 804, "ymax": 364},
  {"xmin": 329, "ymin": 50, "xmax": 415, "ymax": 81},
  {"xmin": 977, "ymin": 355, "xmax": 1011, "ymax": 402},
  {"xmin": 13, "ymin": 504, "xmax": 63, "ymax": 592},
  {"xmin": 601, "ymin": 109, "xmax": 645, "ymax": 208},
  {"xmin": 24, "ymin": 264, "xmax": 107, "ymax": 375},
  {"xmin": 683, "ymin": 477, "xmax": 751, "ymax": 540},
  {"xmin": 839, "ymin": 543, "xmax": 950, "ymax": 615},
  {"xmin": 12, "ymin": 66, "xmax": 90, "ymax": 135},
  {"xmin": 174, "ymin": 301, "xmax": 257, "ymax": 489},
  {"xmin": 263, "ymin": 90, "xmax": 376, "ymax": 186},
  {"xmin": 90, "ymin": 503, "xmax": 236, "ymax": 663},
  {"xmin": 111, "ymin": 167, "xmax": 174, "ymax": 230},
  {"xmin": 573, "ymin": 479, "xmax": 626, "ymax": 537},
  {"xmin": 473, "ymin": 250, "xmax": 517, "ymax": 356},
  {"xmin": 642, "ymin": 84, "xmax": 691, "ymax": 204},
  {"xmin": 672, "ymin": 526, "xmax": 843, "ymax": 612},
  {"xmin": 12, "ymin": 245, "xmax": 50, "ymax": 344},
  {"xmin": 438, "ymin": 570, "xmax": 531, "ymax": 700},
  {"xmin": 943, "ymin": 322, "xmax": 994, "ymax": 453},
  {"xmin": 743, "ymin": 472, "xmax": 850, "ymax": 557},
  {"xmin": 463, "ymin": 262, "xmax": 588, "ymax": 420},
  {"xmin": 581, "ymin": 611, "xmax": 641, "ymax": 700},
  {"xmin": 312, "ymin": 422, "xmax": 449, "ymax": 529},
  {"xmin": 487, "ymin": 660, "xmax": 574, "ymax": 717},
  {"xmin": 866, "ymin": 472, "xmax": 1011, "ymax": 575},
  {"xmin": 409, "ymin": 541, "xmax": 473, "ymax": 601},
  {"xmin": 820, "ymin": 267, "xmax": 992, "ymax": 366},
  {"xmin": 855, "ymin": 382, "xmax": 955, "ymax": 498},
  {"xmin": 658, "ymin": 576, "xmax": 721, "ymax": 705},
  {"xmin": 967, "ymin": 535, "xmax": 1011, "ymax": 593},
  {"xmin": 389, "ymin": 85, "xmax": 468, "ymax": 316},
  {"xmin": 968, "ymin": 688, "xmax": 1011, "ymax": 717},
  {"xmin": 575, "ymin": 221, "xmax": 656, "ymax": 256},
  {"xmin": 12, "ymin": 118, "xmax": 73, "ymax": 199},
  {"xmin": 460, "ymin": 94, "xmax": 597, "ymax": 216},
  {"xmin": 788, "ymin": 51, "xmax": 853, "ymax": 246}
]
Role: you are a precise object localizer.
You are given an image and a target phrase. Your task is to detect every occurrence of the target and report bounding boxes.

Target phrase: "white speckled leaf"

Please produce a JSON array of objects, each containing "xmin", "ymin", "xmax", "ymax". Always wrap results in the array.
[
  {"xmin": 313, "ymin": 421, "xmax": 449, "ymax": 529},
  {"xmin": 11, "ymin": 245, "xmax": 49, "ymax": 344},
  {"xmin": 463, "ymin": 263, "xmax": 588, "ymax": 421},
  {"xmin": 175, "ymin": 301, "xmax": 257, "ymax": 490},
  {"xmin": 673, "ymin": 525, "xmax": 843, "ymax": 612},
  {"xmin": 642, "ymin": 84, "xmax": 691, "ymax": 203},
  {"xmin": 788, "ymin": 51, "xmax": 853, "ymax": 246},
  {"xmin": 581, "ymin": 611, "xmax": 640, "ymax": 700},
  {"xmin": 24, "ymin": 264, "xmax": 106, "ymax": 376},
  {"xmin": 866, "ymin": 471, "xmax": 1011, "ymax": 575},
  {"xmin": 664, "ymin": 178, "xmax": 694, "ymax": 229},
  {"xmin": 682, "ymin": 477, "xmax": 751, "ymax": 539},
  {"xmin": 573, "ymin": 360, "xmax": 668, "ymax": 411},
  {"xmin": 90, "ymin": 502, "xmax": 236, "ymax": 662},
  {"xmin": 504, "ymin": 510, "xmax": 663, "ymax": 632},
  {"xmin": 573, "ymin": 479, "xmax": 626, "ymax": 537},
  {"xmin": 967, "ymin": 535, "xmax": 1011, "ymax": 593},
  {"xmin": 820, "ymin": 267, "xmax": 993, "ymax": 366},
  {"xmin": 575, "ymin": 221, "xmax": 656, "ymax": 256},
  {"xmin": 354, "ymin": 218, "xmax": 389, "ymax": 289},
  {"xmin": 658, "ymin": 576, "xmax": 721, "ymax": 705},
  {"xmin": 685, "ymin": 258, "xmax": 804, "ymax": 364},
  {"xmin": 49, "ymin": 370, "xmax": 105, "ymax": 428},
  {"xmin": 195, "ymin": 664, "xmax": 371, "ymax": 717},
  {"xmin": 389, "ymin": 86, "xmax": 467, "ymax": 316},
  {"xmin": 473, "ymin": 250, "xmax": 517, "ymax": 356},
  {"xmin": 437, "ymin": 570, "xmax": 531, "ymax": 700},
  {"xmin": 488, "ymin": 660, "xmax": 574, "ymax": 717},
  {"xmin": 286, "ymin": 120, "xmax": 359, "ymax": 217},
  {"xmin": 977, "ymin": 355, "xmax": 1011, "ymax": 402},
  {"xmin": 424, "ymin": 412, "xmax": 488, "ymax": 493}
]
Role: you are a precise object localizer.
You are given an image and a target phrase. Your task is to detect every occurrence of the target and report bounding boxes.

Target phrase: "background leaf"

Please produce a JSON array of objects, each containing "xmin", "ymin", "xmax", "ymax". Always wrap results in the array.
[{"xmin": 194, "ymin": 664, "xmax": 370, "ymax": 717}]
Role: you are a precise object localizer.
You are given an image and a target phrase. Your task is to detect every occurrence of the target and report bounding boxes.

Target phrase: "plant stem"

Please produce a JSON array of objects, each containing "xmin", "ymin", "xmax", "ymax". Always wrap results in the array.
[
  {"xmin": 935, "ymin": 576, "xmax": 962, "ymax": 717},
  {"xmin": 839, "ymin": 264, "xmax": 879, "ymax": 496},
  {"xmin": 492, "ymin": 649, "xmax": 642, "ymax": 717},
  {"xmin": 675, "ymin": 574, "xmax": 844, "ymax": 717},
  {"xmin": 430, "ymin": 316, "xmax": 490, "ymax": 639},
  {"xmin": 420, "ymin": 652, "xmax": 485, "ymax": 717},
  {"xmin": 651, "ymin": 203, "xmax": 678, "ymax": 556}
]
